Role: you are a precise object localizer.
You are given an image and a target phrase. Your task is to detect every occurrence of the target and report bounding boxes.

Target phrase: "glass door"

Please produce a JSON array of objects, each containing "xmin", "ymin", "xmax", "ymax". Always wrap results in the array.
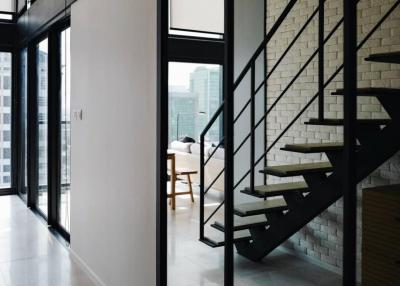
[
  {"xmin": 19, "ymin": 49, "xmax": 28, "ymax": 200},
  {"xmin": 59, "ymin": 27, "xmax": 71, "ymax": 232},
  {"xmin": 36, "ymin": 38, "xmax": 49, "ymax": 217},
  {"xmin": 0, "ymin": 52, "xmax": 13, "ymax": 192}
]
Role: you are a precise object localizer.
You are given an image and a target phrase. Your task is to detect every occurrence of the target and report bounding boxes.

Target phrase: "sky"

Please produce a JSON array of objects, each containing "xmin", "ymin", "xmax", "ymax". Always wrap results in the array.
[{"xmin": 169, "ymin": 62, "xmax": 220, "ymax": 89}]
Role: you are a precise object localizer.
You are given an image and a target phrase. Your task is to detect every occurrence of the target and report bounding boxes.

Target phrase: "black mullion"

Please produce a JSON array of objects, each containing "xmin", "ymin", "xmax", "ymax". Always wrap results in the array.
[
  {"xmin": 263, "ymin": 0, "xmax": 267, "ymax": 186},
  {"xmin": 157, "ymin": 0, "xmax": 168, "ymax": 284},
  {"xmin": 10, "ymin": 49, "xmax": 19, "ymax": 195},
  {"xmin": 343, "ymin": 0, "xmax": 357, "ymax": 285},
  {"xmin": 224, "ymin": 0, "xmax": 234, "ymax": 284},
  {"xmin": 15, "ymin": 48, "xmax": 26, "ymax": 200},
  {"xmin": 27, "ymin": 43, "xmax": 38, "ymax": 209},
  {"xmin": 48, "ymin": 31, "xmax": 61, "ymax": 227}
]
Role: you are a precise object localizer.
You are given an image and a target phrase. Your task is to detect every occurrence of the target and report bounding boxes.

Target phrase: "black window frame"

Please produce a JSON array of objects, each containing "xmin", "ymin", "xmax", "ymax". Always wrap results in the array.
[
  {"xmin": 168, "ymin": 35, "xmax": 225, "ymax": 144},
  {"xmin": 16, "ymin": 17, "xmax": 71, "ymax": 242},
  {"xmin": 0, "ymin": 47, "xmax": 17, "ymax": 196}
]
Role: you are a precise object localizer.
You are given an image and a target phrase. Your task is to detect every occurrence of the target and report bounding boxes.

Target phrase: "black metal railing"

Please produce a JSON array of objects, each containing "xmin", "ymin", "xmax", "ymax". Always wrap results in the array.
[{"xmin": 199, "ymin": 0, "xmax": 400, "ymax": 245}]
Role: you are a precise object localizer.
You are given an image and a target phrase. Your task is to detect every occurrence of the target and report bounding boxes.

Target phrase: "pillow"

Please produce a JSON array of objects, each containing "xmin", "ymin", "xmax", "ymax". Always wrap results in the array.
[
  {"xmin": 170, "ymin": 141, "xmax": 192, "ymax": 153},
  {"xmin": 179, "ymin": 136, "xmax": 195, "ymax": 143},
  {"xmin": 190, "ymin": 143, "xmax": 211, "ymax": 156}
]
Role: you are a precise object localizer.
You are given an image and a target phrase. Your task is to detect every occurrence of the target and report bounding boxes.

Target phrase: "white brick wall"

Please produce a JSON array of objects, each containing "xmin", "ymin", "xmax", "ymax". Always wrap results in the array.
[{"xmin": 265, "ymin": 0, "xmax": 400, "ymax": 274}]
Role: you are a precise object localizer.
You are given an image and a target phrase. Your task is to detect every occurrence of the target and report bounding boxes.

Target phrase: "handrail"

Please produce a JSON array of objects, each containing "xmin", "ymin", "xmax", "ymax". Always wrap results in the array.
[
  {"xmin": 205, "ymin": 137, "xmax": 225, "ymax": 166},
  {"xmin": 232, "ymin": 0, "xmax": 399, "ymax": 192},
  {"xmin": 201, "ymin": 0, "xmax": 300, "ymax": 135},
  {"xmin": 233, "ymin": 16, "xmax": 343, "ymax": 157},
  {"xmin": 205, "ymin": 168, "xmax": 225, "ymax": 195},
  {"xmin": 199, "ymin": 0, "xmax": 399, "ymax": 244},
  {"xmin": 200, "ymin": 102, "xmax": 224, "ymax": 137},
  {"xmin": 233, "ymin": 3, "xmax": 323, "ymax": 125},
  {"xmin": 233, "ymin": 0, "xmax": 299, "ymax": 90},
  {"xmin": 204, "ymin": 200, "xmax": 224, "ymax": 225},
  {"xmin": 199, "ymin": 0, "xmax": 300, "ymax": 241}
]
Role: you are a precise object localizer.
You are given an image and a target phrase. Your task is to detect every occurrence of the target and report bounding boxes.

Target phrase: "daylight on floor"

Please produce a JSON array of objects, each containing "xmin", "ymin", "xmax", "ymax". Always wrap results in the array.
[{"xmin": 0, "ymin": 0, "xmax": 399, "ymax": 285}]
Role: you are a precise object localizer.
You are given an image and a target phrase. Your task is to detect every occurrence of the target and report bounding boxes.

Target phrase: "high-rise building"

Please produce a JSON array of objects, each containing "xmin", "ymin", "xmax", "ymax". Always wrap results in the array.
[
  {"xmin": 169, "ymin": 87, "xmax": 197, "ymax": 142},
  {"xmin": 0, "ymin": 52, "xmax": 12, "ymax": 188},
  {"xmin": 190, "ymin": 66, "xmax": 222, "ymax": 142}
]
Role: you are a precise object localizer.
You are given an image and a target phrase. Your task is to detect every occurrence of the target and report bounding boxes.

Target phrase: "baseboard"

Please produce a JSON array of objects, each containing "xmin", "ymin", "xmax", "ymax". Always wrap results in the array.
[
  {"xmin": 278, "ymin": 246, "xmax": 342, "ymax": 275},
  {"xmin": 69, "ymin": 249, "xmax": 107, "ymax": 286}
]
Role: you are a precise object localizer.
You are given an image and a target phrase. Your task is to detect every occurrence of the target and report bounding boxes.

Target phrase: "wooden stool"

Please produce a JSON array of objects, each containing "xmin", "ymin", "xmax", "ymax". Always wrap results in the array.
[{"xmin": 168, "ymin": 168, "xmax": 198, "ymax": 210}]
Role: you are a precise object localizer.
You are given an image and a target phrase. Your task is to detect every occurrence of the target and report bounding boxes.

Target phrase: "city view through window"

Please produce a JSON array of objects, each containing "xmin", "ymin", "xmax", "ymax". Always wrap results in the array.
[
  {"xmin": 168, "ymin": 63, "xmax": 222, "ymax": 144},
  {"xmin": 0, "ymin": 52, "xmax": 12, "ymax": 189}
]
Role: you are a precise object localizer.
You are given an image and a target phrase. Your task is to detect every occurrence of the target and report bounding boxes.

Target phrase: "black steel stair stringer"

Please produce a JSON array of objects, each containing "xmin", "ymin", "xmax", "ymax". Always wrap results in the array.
[{"xmin": 236, "ymin": 120, "xmax": 400, "ymax": 261}]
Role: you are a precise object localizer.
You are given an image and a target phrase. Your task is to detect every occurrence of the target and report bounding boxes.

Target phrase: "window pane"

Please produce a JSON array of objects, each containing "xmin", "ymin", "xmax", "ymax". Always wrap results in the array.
[
  {"xmin": 0, "ymin": 52, "xmax": 12, "ymax": 189},
  {"xmin": 0, "ymin": 0, "xmax": 15, "ymax": 12},
  {"xmin": 169, "ymin": 0, "xmax": 224, "ymax": 34},
  {"xmin": 37, "ymin": 39, "xmax": 48, "ymax": 216},
  {"xmin": 20, "ymin": 49, "xmax": 28, "ymax": 199},
  {"xmin": 0, "ymin": 14, "xmax": 13, "ymax": 20},
  {"xmin": 59, "ymin": 28, "xmax": 71, "ymax": 232},
  {"xmin": 168, "ymin": 63, "xmax": 222, "ymax": 144}
]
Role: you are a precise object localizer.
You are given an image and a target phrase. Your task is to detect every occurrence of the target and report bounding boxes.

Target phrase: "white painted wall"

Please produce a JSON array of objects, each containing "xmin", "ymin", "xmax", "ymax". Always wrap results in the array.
[
  {"xmin": 70, "ymin": 0, "xmax": 156, "ymax": 285},
  {"xmin": 234, "ymin": 0, "xmax": 265, "ymax": 203}
]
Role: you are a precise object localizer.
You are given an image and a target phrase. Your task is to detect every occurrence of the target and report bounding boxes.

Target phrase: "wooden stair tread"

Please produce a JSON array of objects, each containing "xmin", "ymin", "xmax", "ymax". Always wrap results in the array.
[
  {"xmin": 200, "ymin": 229, "xmax": 252, "ymax": 248},
  {"xmin": 241, "ymin": 182, "xmax": 308, "ymax": 198},
  {"xmin": 212, "ymin": 215, "xmax": 268, "ymax": 232},
  {"xmin": 281, "ymin": 142, "xmax": 344, "ymax": 153},
  {"xmin": 365, "ymin": 51, "xmax": 400, "ymax": 64},
  {"xmin": 260, "ymin": 162, "xmax": 333, "ymax": 177},
  {"xmin": 332, "ymin": 87, "xmax": 400, "ymax": 96},
  {"xmin": 305, "ymin": 118, "xmax": 391, "ymax": 126},
  {"xmin": 234, "ymin": 199, "xmax": 287, "ymax": 217}
]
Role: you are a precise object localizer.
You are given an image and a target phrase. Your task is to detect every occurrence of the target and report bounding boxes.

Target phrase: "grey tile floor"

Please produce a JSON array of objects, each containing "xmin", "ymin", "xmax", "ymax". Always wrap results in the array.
[
  {"xmin": 0, "ymin": 195, "xmax": 94, "ymax": 286},
  {"xmin": 0, "ymin": 187, "xmax": 343, "ymax": 286},
  {"xmin": 168, "ymin": 182, "xmax": 342, "ymax": 286}
]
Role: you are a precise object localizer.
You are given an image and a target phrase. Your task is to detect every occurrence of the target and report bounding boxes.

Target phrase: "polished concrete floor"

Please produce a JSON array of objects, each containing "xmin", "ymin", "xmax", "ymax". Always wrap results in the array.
[
  {"xmin": 168, "ymin": 182, "xmax": 342, "ymax": 286},
  {"xmin": 0, "ymin": 195, "xmax": 94, "ymax": 286}
]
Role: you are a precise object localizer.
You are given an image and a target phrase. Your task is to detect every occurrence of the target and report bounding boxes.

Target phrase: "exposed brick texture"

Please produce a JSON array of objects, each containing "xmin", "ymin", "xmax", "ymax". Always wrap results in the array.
[{"xmin": 265, "ymin": 0, "xmax": 400, "ymax": 274}]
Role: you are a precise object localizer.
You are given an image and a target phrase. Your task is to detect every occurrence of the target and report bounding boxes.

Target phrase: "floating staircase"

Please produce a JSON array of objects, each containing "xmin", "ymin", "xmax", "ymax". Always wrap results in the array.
[{"xmin": 199, "ymin": 0, "xmax": 400, "ymax": 263}]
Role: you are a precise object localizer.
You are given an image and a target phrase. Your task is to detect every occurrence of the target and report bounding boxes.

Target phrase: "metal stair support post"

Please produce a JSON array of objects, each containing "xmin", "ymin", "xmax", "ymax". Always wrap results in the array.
[
  {"xmin": 318, "ymin": 0, "xmax": 325, "ymax": 121},
  {"xmin": 224, "ymin": 0, "xmax": 234, "ymax": 284},
  {"xmin": 250, "ymin": 62, "xmax": 256, "ymax": 194},
  {"xmin": 343, "ymin": 0, "xmax": 358, "ymax": 285}
]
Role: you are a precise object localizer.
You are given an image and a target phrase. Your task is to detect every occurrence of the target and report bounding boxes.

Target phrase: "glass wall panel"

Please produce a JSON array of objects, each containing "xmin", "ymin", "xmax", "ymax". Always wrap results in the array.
[
  {"xmin": 59, "ymin": 28, "xmax": 71, "ymax": 232},
  {"xmin": 168, "ymin": 62, "xmax": 222, "ymax": 144},
  {"xmin": 37, "ymin": 39, "xmax": 48, "ymax": 216},
  {"xmin": 0, "ymin": 0, "xmax": 15, "ymax": 12},
  {"xmin": 0, "ymin": 52, "xmax": 12, "ymax": 189},
  {"xmin": 169, "ymin": 0, "xmax": 224, "ymax": 34},
  {"xmin": 20, "ymin": 49, "xmax": 28, "ymax": 199}
]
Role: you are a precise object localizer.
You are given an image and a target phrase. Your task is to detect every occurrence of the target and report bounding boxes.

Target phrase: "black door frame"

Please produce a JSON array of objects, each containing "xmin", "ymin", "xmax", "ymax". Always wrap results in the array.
[
  {"xmin": 157, "ymin": 0, "xmax": 226, "ymax": 285},
  {"xmin": 17, "ymin": 17, "xmax": 71, "ymax": 242},
  {"xmin": 0, "ymin": 46, "xmax": 18, "ymax": 197}
]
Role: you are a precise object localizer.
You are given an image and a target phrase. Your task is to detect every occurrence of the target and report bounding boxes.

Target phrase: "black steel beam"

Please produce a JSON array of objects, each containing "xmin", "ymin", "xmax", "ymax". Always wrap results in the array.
[
  {"xmin": 318, "ymin": 0, "xmax": 324, "ymax": 120},
  {"xmin": 343, "ymin": 0, "xmax": 357, "ymax": 285},
  {"xmin": 168, "ymin": 36, "xmax": 224, "ymax": 65},
  {"xmin": 224, "ymin": 0, "xmax": 234, "ymax": 284},
  {"xmin": 156, "ymin": 0, "xmax": 168, "ymax": 284}
]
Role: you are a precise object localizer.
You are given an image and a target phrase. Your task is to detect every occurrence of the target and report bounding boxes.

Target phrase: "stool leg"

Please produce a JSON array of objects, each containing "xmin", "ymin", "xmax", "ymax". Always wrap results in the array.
[
  {"xmin": 187, "ymin": 174, "xmax": 195, "ymax": 203},
  {"xmin": 171, "ymin": 173, "xmax": 176, "ymax": 211}
]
